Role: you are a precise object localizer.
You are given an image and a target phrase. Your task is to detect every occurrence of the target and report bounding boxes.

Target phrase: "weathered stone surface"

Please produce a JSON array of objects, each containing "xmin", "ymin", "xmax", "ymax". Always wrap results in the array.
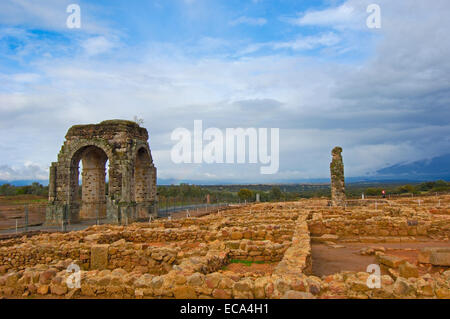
[
  {"xmin": 393, "ymin": 278, "xmax": 414, "ymax": 296},
  {"xmin": 46, "ymin": 120, "xmax": 157, "ymax": 225},
  {"xmin": 281, "ymin": 290, "xmax": 315, "ymax": 299},
  {"xmin": 37, "ymin": 285, "xmax": 49, "ymax": 295},
  {"xmin": 91, "ymin": 244, "xmax": 109, "ymax": 270},
  {"xmin": 330, "ymin": 147, "xmax": 346, "ymax": 207},
  {"xmin": 418, "ymin": 247, "xmax": 450, "ymax": 266},
  {"xmin": 39, "ymin": 270, "xmax": 57, "ymax": 285},
  {"xmin": 50, "ymin": 284, "xmax": 68, "ymax": 296},
  {"xmin": 429, "ymin": 249, "xmax": 450, "ymax": 266},
  {"xmin": 399, "ymin": 262, "xmax": 418, "ymax": 278},
  {"xmin": 173, "ymin": 286, "xmax": 197, "ymax": 299},
  {"xmin": 377, "ymin": 254, "xmax": 406, "ymax": 268}
]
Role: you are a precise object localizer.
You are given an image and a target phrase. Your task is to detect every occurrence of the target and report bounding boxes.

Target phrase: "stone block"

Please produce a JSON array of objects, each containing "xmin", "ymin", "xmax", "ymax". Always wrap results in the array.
[{"xmin": 91, "ymin": 244, "xmax": 109, "ymax": 270}]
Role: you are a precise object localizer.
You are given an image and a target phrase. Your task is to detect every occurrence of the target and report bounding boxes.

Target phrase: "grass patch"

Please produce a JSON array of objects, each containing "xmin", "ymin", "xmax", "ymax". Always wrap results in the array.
[
  {"xmin": 0, "ymin": 195, "xmax": 47, "ymax": 205},
  {"xmin": 229, "ymin": 259, "xmax": 267, "ymax": 266}
]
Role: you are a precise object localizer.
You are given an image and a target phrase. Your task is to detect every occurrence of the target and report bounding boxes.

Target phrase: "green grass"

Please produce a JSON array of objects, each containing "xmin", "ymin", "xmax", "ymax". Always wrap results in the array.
[
  {"xmin": 221, "ymin": 259, "xmax": 272, "ymax": 271},
  {"xmin": 229, "ymin": 259, "xmax": 268, "ymax": 266}
]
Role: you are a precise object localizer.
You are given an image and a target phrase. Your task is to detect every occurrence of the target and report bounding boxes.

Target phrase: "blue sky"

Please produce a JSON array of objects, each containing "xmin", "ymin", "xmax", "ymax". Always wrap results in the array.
[{"xmin": 0, "ymin": 0, "xmax": 449, "ymax": 183}]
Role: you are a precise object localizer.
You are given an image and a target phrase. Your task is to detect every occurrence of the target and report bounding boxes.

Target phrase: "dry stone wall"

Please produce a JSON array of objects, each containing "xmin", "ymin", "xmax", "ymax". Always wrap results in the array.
[{"xmin": 1, "ymin": 199, "xmax": 449, "ymax": 299}]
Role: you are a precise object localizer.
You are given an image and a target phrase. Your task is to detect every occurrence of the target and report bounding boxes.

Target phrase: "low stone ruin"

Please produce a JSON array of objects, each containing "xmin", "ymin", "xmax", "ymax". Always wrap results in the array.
[{"xmin": 1, "ymin": 197, "xmax": 449, "ymax": 299}]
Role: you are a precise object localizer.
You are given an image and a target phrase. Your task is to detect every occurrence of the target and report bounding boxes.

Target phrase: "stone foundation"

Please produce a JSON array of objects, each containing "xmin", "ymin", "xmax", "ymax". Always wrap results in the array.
[{"xmin": 1, "ymin": 199, "xmax": 449, "ymax": 299}]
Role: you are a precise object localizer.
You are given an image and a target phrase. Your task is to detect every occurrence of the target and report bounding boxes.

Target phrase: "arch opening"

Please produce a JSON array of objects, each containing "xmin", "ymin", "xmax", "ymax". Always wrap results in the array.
[{"xmin": 71, "ymin": 145, "xmax": 109, "ymax": 220}]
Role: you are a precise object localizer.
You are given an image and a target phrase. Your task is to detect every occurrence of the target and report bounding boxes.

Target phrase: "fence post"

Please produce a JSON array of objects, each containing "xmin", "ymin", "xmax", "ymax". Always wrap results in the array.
[
  {"xmin": 62, "ymin": 204, "xmax": 68, "ymax": 232},
  {"xmin": 24, "ymin": 205, "xmax": 29, "ymax": 233}
]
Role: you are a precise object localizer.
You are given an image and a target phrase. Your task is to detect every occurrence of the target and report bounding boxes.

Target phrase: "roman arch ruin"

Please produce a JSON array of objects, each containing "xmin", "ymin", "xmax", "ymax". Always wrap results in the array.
[{"xmin": 46, "ymin": 120, "xmax": 157, "ymax": 225}]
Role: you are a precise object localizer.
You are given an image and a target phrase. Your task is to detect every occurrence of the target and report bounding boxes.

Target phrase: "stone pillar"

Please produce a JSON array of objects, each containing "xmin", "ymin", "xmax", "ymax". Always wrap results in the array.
[
  {"xmin": 150, "ymin": 165, "xmax": 157, "ymax": 199},
  {"xmin": 48, "ymin": 162, "xmax": 57, "ymax": 202},
  {"xmin": 330, "ymin": 146, "xmax": 346, "ymax": 207},
  {"xmin": 80, "ymin": 167, "xmax": 106, "ymax": 219}
]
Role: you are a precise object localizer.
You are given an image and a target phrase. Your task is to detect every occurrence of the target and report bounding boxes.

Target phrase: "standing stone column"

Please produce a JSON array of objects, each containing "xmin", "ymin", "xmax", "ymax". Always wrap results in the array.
[{"xmin": 330, "ymin": 146, "xmax": 346, "ymax": 206}]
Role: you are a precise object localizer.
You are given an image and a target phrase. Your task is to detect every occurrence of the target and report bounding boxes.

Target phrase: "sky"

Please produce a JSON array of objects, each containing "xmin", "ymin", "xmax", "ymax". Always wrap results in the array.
[{"xmin": 0, "ymin": 0, "xmax": 449, "ymax": 183}]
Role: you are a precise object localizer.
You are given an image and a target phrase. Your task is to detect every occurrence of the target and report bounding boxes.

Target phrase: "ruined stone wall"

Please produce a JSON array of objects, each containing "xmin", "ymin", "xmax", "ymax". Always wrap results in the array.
[
  {"xmin": 308, "ymin": 207, "xmax": 450, "ymax": 240},
  {"xmin": 1, "ymin": 201, "xmax": 449, "ymax": 299}
]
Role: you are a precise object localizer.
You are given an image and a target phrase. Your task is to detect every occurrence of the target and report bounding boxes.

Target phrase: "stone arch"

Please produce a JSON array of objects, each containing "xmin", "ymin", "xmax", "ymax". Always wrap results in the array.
[{"xmin": 46, "ymin": 120, "xmax": 157, "ymax": 225}]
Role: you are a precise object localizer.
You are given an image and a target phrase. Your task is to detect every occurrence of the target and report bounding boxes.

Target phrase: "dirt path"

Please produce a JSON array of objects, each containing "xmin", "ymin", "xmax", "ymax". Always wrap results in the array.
[{"xmin": 312, "ymin": 241, "xmax": 450, "ymax": 277}]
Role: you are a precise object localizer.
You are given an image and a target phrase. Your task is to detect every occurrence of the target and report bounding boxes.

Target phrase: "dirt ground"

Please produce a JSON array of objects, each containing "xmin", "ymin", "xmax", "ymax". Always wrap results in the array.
[
  {"xmin": 312, "ymin": 241, "xmax": 450, "ymax": 277},
  {"xmin": 169, "ymin": 204, "xmax": 241, "ymax": 219},
  {"xmin": 0, "ymin": 205, "xmax": 46, "ymax": 230}
]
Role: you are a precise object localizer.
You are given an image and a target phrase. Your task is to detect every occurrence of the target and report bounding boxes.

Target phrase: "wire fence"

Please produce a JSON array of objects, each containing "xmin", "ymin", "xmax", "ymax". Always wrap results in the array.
[
  {"xmin": 348, "ymin": 191, "xmax": 450, "ymax": 200},
  {"xmin": 0, "ymin": 196, "xmax": 241, "ymax": 236},
  {"xmin": 155, "ymin": 195, "xmax": 239, "ymax": 218}
]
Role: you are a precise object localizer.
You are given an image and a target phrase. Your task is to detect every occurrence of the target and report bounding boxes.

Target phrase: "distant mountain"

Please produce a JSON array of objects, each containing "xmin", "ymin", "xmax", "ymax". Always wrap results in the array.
[{"xmin": 375, "ymin": 153, "xmax": 450, "ymax": 181}]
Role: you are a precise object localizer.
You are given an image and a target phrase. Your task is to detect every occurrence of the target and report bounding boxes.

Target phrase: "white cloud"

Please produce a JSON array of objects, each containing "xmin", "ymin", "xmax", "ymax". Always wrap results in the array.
[
  {"xmin": 230, "ymin": 16, "xmax": 267, "ymax": 26},
  {"xmin": 81, "ymin": 36, "xmax": 118, "ymax": 56},
  {"xmin": 1, "ymin": 0, "xmax": 450, "ymax": 182},
  {"xmin": 272, "ymin": 32, "xmax": 341, "ymax": 50},
  {"xmin": 0, "ymin": 162, "xmax": 48, "ymax": 181},
  {"xmin": 237, "ymin": 32, "xmax": 341, "ymax": 55},
  {"xmin": 287, "ymin": 2, "xmax": 367, "ymax": 30},
  {"xmin": 0, "ymin": 0, "xmax": 117, "ymax": 35}
]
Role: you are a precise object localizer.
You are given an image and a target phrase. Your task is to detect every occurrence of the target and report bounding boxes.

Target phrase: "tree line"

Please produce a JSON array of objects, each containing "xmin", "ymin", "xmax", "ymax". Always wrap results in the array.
[
  {"xmin": 1, "ymin": 180, "xmax": 448, "ymax": 201},
  {"xmin": 0, "ymin": 183, "xmax": 48, "ymax": 196}
]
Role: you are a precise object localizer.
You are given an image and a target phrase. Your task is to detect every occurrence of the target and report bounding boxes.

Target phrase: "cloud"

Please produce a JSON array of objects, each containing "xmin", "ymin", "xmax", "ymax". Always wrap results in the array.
[
  {"xmin": 0, "ymin": 0, "xmax": 449, "ymax": 182},
  {"xmin": 0, "ymin": 162, "xmax": 48, "ymax": 181},
  {"xmin": 285, "ymin": 2, "xmax": 367, "ymax": 30},
  {"xmin": 229, "ymin": 16, "xmax": 267, "ymax": 26},
  {"xmin": 272, "ymin": 32, "xmax": 340, "ymax": 51},
  {"xmin": 238, "ymin": 32, "xmax": 341, "ymax": 55},
  {"xmin": 81, "ymin": 36, "xmax": 118, "ymax": 56},
  {"xmin": 232, "ymin": 99, "xmax": 283, "ymax": 112},
  {"xmin": 0, "ymin": 0, "xmax": 112, "ymax": 34}
]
